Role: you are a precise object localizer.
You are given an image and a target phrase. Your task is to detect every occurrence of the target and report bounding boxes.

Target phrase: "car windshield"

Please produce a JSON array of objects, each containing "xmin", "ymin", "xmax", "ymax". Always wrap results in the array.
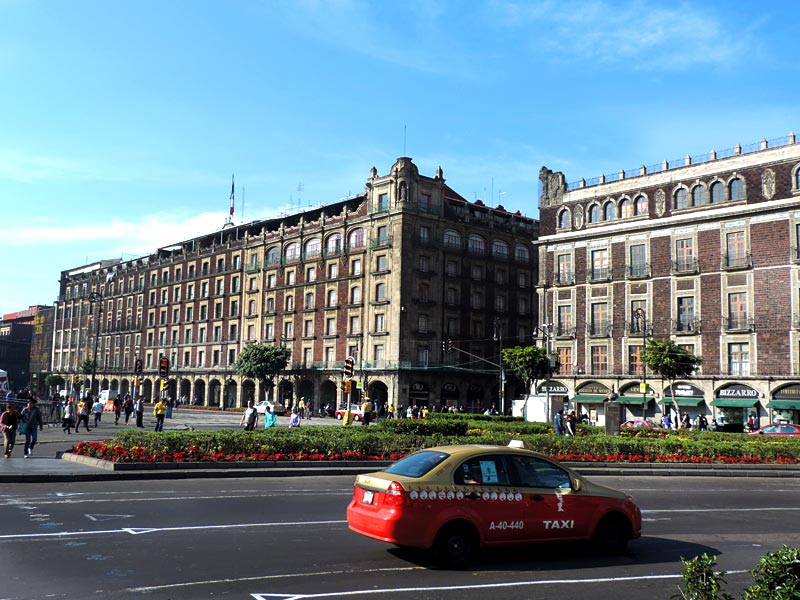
[{"xmin": 384, "ymin": 450, "xmax": 450, "ymax": 478}]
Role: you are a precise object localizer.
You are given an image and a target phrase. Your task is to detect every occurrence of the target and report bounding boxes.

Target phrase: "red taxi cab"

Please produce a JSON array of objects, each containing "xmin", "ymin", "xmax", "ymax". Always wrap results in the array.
[{"xmin": 347, "ymin": 444, "xmax": 641, "ymax": 566}]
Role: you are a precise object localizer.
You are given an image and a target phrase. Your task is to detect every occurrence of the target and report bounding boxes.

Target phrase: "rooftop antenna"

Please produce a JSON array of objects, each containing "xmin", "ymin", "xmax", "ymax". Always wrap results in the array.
[{"xmin": 297, "ymin": 181, "xmax": 304, "ymax": 206}]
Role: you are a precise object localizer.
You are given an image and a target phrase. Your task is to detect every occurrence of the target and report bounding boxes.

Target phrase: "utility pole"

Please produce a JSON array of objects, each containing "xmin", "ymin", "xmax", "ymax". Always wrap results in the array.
[
  {"xmin": 634, "ymin": 307, "xmax": 648, "ymax": 419},
  {"xmin": 88, "ymin": 291, "xmax": 103, "ymax": 399},
  {"xmin": 536, "ymin": 323, "xmax": 554, "ymax": 422}
]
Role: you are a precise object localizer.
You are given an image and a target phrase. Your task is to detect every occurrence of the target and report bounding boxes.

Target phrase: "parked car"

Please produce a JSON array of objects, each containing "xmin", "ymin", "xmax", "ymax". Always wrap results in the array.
[
  {"xmin": 335, "ymin": 404, "xmax": 364, "ymax": 421},
  {"xmin": 748, "ymin": 423, "xmax": 800, "ymax": 436},
  {"xmin": 255, "ymin": 400, "xmax": 286, "ymax": 416},
  {"xmin": 621, "ymin": 419, "xmax": 654, "ymax": 428},
  {"xmin": 347, "ymin": 443, "xmax": 642, "ymax": 566}
]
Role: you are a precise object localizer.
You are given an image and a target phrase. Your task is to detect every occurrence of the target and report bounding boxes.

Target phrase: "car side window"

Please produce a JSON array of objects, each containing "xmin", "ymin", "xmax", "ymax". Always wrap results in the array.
[
  {"xmin": 510, "ymin": 455, "xmax": 571, "ymax": 489},
  {"xmin": 453, "ymin": 456, "xmax": 510, "ymax": 486}
]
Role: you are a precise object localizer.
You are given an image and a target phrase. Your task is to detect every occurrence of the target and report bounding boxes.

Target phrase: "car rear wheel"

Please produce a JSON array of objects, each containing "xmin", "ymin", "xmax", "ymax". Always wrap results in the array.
[
  {"xmin": 336, "ymin": 413, "xmax": 343, "ymax": 420},
  {"xmin": 354, "ymin": 415, "xmax": 361, "ymax": 421},
  {"xmin": 433, "ymin": 522, "xmax": 478, "ymax": 567},
  {"xmin": 592, "ymin": 514, "xmax": 631, "ymax": 554}
]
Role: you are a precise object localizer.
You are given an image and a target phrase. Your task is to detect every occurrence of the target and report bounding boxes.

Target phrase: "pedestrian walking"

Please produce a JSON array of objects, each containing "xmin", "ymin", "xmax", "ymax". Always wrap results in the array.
[
  {"xmin": 153, "ymin": 398, "xmax": 167, "ymax": 432},
  {"xmin": 289, "ymin": 407, "xmax": 301, "ymax": 427},
  {"xmin": 554, "ymin": 409, "xmax": 565, "ymax": 436},
  {"xmin": 263, "ymin": 405, "xmax": 277, "ymax": 429},
  {"xmin": 113, "ymin": 395, "xmax": 122, "ymax": 425},
  {"xmin": 1, "ymin": 403, "xmax": 19, "ymax": 458},
  {"xmin": 123, "ymin": 395, "xmax": 133, "ymax": 424},
  {"xmin": 306, "ymin": 400, "xmax": 313, "ymax": 420},
  {"xmin": 566, "ymin": 410, "xmax": 577, "ymax": 436},
  {"xmin": 240, "ymin": 400, "xmax": 258, "ymax": 431},
  {"xmin": 20, "ymin": 398, "xmax": 44, "ymax": 458},
  {"xmin": 166, "ymin": 397, "xmax": 173, "ymax": 419},
  {"xmin": 135, "ymin": 396, "xmax": 144, "ymax": 428},
  {"xmin": 75, "ymin": 398, "xmax": 92, "ymax": 432},
  {"xmin": 92, "ymin": 397, "xmax": 104, "ymax": 427},
  {"xmin": 62, "ymin": 399, "xmax": 75, "ymax": 433}
]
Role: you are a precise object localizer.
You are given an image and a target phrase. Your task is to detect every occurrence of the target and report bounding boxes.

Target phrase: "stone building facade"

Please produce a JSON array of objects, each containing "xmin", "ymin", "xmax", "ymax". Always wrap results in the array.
[
  {"xmin": 534, "ymin": 133, "xmax": 800, "ymax": 429},
  {"xmin": 50, "ymin": 158, "xmax": 538, "ymax": 412}
]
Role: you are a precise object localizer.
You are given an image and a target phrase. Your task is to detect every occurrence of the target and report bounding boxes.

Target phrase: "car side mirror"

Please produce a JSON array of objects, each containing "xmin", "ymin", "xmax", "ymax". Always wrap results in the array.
[{"xmin": 572, "ymin": 478, "xmax": 583, "ymax": 492}]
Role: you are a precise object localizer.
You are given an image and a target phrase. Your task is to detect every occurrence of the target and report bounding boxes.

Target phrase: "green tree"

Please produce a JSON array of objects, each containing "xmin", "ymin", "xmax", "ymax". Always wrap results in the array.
[
  {"xmin": 44, "ymin": 374, "xmax": 65, "ymax": 389},
  {"xmin": 502, "ymin": 345, "xmax": 553, "ymax": 416},
  {"xmin": 640, "ymin": 339, "xmax": 702, "ymax": 427},
  {"xmin": 233, "ymin": 343, "xmax": 291, "ymax": 402}
]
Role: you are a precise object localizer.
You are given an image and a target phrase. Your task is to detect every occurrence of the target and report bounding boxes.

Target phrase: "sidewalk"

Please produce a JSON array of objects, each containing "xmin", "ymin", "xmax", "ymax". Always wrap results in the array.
[{"xmin": 2, "ymin": 410, "xmax": 799, "ymax": 483}]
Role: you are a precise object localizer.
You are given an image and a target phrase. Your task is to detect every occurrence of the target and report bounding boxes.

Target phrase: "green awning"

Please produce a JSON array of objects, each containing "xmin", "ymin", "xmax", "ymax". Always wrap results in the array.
[
  {"xmin": 660, "ymin": 398, "xmax": 705, "ymax": 407},
  {"xmin": 572, "ymin": 394, "xmax": 607, "ymax": 404},
  {"xmin": 616, "ymin": 396, "xmax": 654, "ymax": 405},
  {"xmin": 711, "ymin": 398, "xmax": 759, "ymax": 408},
  {"xmin": 767, "ymin": 400, "xmax": 800, "ymax": 411}
]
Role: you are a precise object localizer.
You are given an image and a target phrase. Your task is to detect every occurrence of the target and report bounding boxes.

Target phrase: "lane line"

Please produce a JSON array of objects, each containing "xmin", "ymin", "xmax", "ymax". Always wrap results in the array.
[
  {"xmin": 249, "ymin": 571, "xmax": 751, "ymax": 600},
  {"xmin": 0, "ymin": 519, "xmax": 347, "ymax": 540}
]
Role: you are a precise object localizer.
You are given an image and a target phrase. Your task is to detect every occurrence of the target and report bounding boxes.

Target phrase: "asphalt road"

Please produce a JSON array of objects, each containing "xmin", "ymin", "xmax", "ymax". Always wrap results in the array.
[{"xmin": 1, "ymin": 474, "xmax": 799, "ymax": 600}]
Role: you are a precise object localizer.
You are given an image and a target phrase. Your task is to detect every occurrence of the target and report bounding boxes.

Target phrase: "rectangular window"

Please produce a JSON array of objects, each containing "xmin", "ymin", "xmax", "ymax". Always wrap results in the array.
[
  {"xmin": 557, "ymin": 347, "xmax": 573, "ymax": 375},
  {"xmin": 374, "ymin": 344, "xmax": 384, "ymax": 361},
  {"xmin": 675, "ymin": 238, "xmax": 694, "ymax": 272},
  {"xmin": 628, "ymin": 345, "xmax": 644, "ymax": 376},
  {"xmin": 471, "ymin": 265, "xmax": 483, "ymax": 280},
  {"xmin": 629, "ymin": 244, "xmax": 647, "ymax": 277},
  {"xmin": 327, "ymin": 263, "xmax": 338, "ymax": 278},
  {"xmin": 306, "ymin": 267, "xmax": 316, "ymax": 282},
  {"xmin": 284, "ymin": 322, "xmax": 294, "ymax": 338},
  {"xmin": 326, "ymin": 317, "xmax": 336, "ymax": 335},
  {"xmin": 351, "ymin": 259, "xmax": 362, "ymax": 276},
  {"xmin": 303, "ymin": 347, "xmax": 312, "ymax": 366},
  {"xmin": 286, "ymin": 271, "xmax": 296, "ymax": 285},
  {"xmin": 630, "ymin": 300, "xmax": 646, "ymax": 333},
  {"xmin": 446, "ymin": 261, "xmax": 458, "ymax": 276},
  {"xmin": 728, "ymin": 292, "xmax": 748, "ymax": 329},
  {"xmin": 591, "ymin": 346, "xmax": 608, "ymax": 375},
  {"xmin": 590, "ymin": 302, "xmax": 609, "ymax": 336},
  {"xmin": 557, "ymin": 305, "xmax": 572, "ymax": 336},
  {"xmin": 677, "ymin": 297, "xmax": 695, "ymax": 332},
  {"xmin": 726, "ymin": 231, "xmax": 747, "ymax": 267},
  {"xmin": 728, "ymin": 342, "xmax": 750, "ymax": 376},
  {"xmin": 303, "ymin": 320, "xmax": 313, "ymax": 337},
  {"xmin": 265, "ymin": 323, "xmax": 274, "ymax": 339},
  {"xmin": 376, "ymin": 255, "xmax": 387, "ymax": 271},
  {"xmin": 591, "ymin": 249, "xmax": 609, "ymax": 280},
  {"xmin": 374, "ymin": 313, "xmax": 385, "ymax": 332},
  {"xmin": 418, "ymin": 255, "xmax": 429, "ymax": 272},
  {"xmin": 377, "ymin": 192, "xmax": 388, "ymax": 211},
  {"xmin": 418, "ymin": 314, "xmax": 428, "ymax": 332},
  {"xmin": 419, "ymin": 226, "xmax": 430, "ymax": 243},
  {"xmin": 349, "ymin": 315, "xmax": 360, "ymax": 334}
]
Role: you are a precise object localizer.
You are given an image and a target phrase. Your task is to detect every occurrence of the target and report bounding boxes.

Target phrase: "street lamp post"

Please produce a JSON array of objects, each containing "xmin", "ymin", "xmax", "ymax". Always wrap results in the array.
[
  {"xmin": 493, "ymin": 318, "xmax": 504, "ymax": 415},
  {"xmin": 88, "ymin": 291, "xmax": 103, "ymax": 399},
  {"xmin": 633, "ymin": 307, "xmax": 648, "ymax": 419},
  {"xmin": 537, "ymin": 323, "xmax": 554, "ymax": 422}
]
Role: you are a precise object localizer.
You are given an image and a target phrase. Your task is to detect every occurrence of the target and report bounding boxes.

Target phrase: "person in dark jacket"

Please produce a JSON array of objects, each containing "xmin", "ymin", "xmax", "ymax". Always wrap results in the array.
[
  {"xmin": 20, "ymin": 398, "xmax": 44, "ymax": 457},
  {"xmin": 1, "ymin": 403, "xmax": 19, "ymax": 458}
]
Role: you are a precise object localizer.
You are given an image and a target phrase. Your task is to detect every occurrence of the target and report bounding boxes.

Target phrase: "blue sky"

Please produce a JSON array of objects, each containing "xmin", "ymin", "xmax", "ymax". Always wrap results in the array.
[{"xmin": 2, "ymin": 0, "xmax": 798, "ymax": 316}]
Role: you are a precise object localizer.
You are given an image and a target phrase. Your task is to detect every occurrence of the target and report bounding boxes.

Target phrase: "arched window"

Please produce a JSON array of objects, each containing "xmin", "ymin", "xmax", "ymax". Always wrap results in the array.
[
  {"xmin": 558, "ymin": 209, "xmax": 571, "ymax": 229},
  {"xmin": 692, "ymin": 185, "xmax": 707, "ymax": 206},
  {"xmin": 619, "ymin": 199, "xmax": 633, "ymax": 218},
  {"xmin": 284, "ymin": 242, "xmax": 300, "ymax": 262},
  {"xmin": 491, "ymin": 239, "xmax": 509, "ymax": 258},
  {"xmin": 588, "ymin": 204, "xmax": 600, "ymax": 223},
  {"xmin": 326, "ymin": 233, "xmax": 342, "ymax": 255},
  {"xmin": 304, "ymin": 292, "xmax": 314, "ymax": 309},
  {"xmin": 444, "ymin": 229, "xmax": 462, "ymax": 249},
  {"xmin": 266, "ymin": 246, "xmax": 281, "ymax": 265},
  {"xmin": 248, "ymin": 299, "xmax": 256, "ymax": 315},
  {"xmin": 304, "ymin": 237, "xmax": 321, "ymax": 258},
  {"xmin": 603, "ymin": 201, "xmax": 615, "ymax": 221},
  {"xmin": 674, "ymin": 188, "xmax": 690, "ymax": 210},
  {"xmin": 729, "ymin": 177, "xmax": 744, "ymax": 201},
  {"xmin": 348, "ymin": 228, "xmax": 365, "ymax": 249},
  {"xmin": 635, "ymin": 195, "xmax": 648, "ymax": 215},
  {"xmin": 710, "ymin": 181, "xmax": 724, "ymax": 204},
  {"xmin": 795, "ymin": 168, "xmax": 800, "ymax": 191},
  {"xmin": 285, "ymin": 294, "xmax": 294, "ymax": 312},
  {"xmin": 468, "ymin": 234, "xmax": 486, "ymax": 254},
  {"xmin": 327, "ymin": 289, "xmax": 337, "ymax": 306},
  {"xmin": 266, "ymin": 297, "xmax": 275, "ymax": 313},
  {"xmin": 514, "ymin": 244, "xmax": 530, "ymax": 262},
  {"xmin": 350, "ymin": 285, "xmax": 361, "ymax": 304},
  {"xmin": 375, "ymin": 283, "xmax": 386, "ymax": 301}
]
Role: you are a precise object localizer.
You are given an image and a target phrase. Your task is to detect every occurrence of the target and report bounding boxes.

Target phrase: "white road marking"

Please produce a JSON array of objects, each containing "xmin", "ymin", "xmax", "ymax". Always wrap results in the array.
[
  {"xmin": 0, "ymin": 519, "xmax": 348, "ymax": 540},
  {"xmin": 85, "ymin": 513, "xmax": 134, "ymax": 521},
  {"xmin": 643, "ymin": 507, "xmax": 800, "ymax": 514},
  {"xmin": 0, "ymin": 491, "xmax": 350, "ymax": 507},
  {"xmin": 248, "ymin": 571, "xmax": 750, "ymax": 599}
]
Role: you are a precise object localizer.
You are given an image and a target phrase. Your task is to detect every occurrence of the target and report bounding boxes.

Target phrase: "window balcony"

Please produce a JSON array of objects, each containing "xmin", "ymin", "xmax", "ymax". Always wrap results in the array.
[
  {"xmin": 553, "ymin": 271, "xmax": 575, "ymax": 286},
  {"xmin": 671, "ymin": 319, "xmax": 702, "ymax": 335},
  {"xmin": 369, "ymin": 235, "xmax": 392, "ymax": 249},
  {"xmin": 723, "ymin": 314, "xmax": 755, "ymax": 332},
  {"xmin": 672, "ymin": 258, "xmax": 699, "ymax": 275},
  {"xmin": 586, "ymin": 268, "xmax": 612, "ymax": 283},
  {"xmin": 625, "ymin": 263, "xmax": 651, "ymax": 280},
  {"xmin": 721, "ymin": 252, "xmax": 752, "ymax": 271},
  {"xmin": 625, "ymin": 320, "xmax": 652, "ymax": 336},
  {"xmin": 587, "ymin": 322, "xmax": 613, "ymax": 337},
  {"xmin": 555, "ymin": 323, "xmax": 576, "ymax": 338}
]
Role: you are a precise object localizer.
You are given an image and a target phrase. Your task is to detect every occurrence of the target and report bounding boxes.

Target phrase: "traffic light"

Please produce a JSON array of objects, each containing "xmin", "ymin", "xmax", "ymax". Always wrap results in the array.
[
  {"xmin": 134, "ymin": 358, "xmax": 143, "ymax": 375},
  {"xmin": 158, "ymin": 356, "xmax": 170, "ymax": 378},
  {"xmin": 443, "ymin": 338, "xmax": 453, "ymax": 353},
  {"xmin": 344, "ymin": 380, "xmax": 351, "ymax": 393},
  {"xmin": 344, "ymin": 356, "xmax": 354, "ymax": 378}
]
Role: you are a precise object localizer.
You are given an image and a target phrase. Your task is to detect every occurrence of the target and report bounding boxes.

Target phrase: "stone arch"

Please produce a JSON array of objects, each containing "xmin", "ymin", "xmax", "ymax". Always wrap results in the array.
[{"xmin": 193, "ymin": 379, "xmax": 206, "ymax": 406}]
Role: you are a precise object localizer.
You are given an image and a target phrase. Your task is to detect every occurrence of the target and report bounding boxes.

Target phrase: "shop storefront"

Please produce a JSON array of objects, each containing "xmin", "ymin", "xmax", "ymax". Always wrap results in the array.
[
  {"xmin": 661, "ymin": 383, "xmax": 707, "ymax": 426},
  {"xmin": 536, "ymin": 380, "xmax": 569, "ymax": 422},
  {"xmin": 616, "ymin": 383, "xmax": 655, "ymax": 420},
  {"xmin": 572, "ymin": 382, "xmax": 611, "ymax": 426},
  {"xmin": 767, "ymin": 384, "xmax": 800, "ymax": 424},
  {"xmin": 439, "ymin": 382, "xmax": 459, "ymax": 411},
  {"xmin": 409, "ymin": 382, "xmax": 429, "ymax": 409},
  {"xmin": 710, "ymin": 384, "xmax": 760, "ymax": 433}
]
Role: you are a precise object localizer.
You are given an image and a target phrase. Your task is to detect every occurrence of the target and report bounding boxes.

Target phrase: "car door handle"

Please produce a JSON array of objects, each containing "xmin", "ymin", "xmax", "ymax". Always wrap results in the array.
[
  {"xmin": 464, "ymin": 492, "xmax": 481, "ymax": 500},
  {"xmin": 529, "ymin": 495, "xmax": 544, "ymax": 502}
]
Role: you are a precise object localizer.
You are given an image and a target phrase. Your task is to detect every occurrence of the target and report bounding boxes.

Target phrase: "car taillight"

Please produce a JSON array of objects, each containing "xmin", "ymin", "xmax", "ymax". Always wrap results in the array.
[{"xmin": 383, "ymin": 481, "xmax": 411, "ymax": 506}]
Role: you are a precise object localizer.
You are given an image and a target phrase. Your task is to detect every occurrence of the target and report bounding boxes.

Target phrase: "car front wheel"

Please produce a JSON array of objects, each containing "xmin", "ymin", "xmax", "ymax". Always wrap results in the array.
[
  {"xmin": 336, "ymin": 413, "xmax": 343, "ymax": 420},
  {"xmin": 592, "ymin": 514, "xmax": 631, "ymax": 554}
]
